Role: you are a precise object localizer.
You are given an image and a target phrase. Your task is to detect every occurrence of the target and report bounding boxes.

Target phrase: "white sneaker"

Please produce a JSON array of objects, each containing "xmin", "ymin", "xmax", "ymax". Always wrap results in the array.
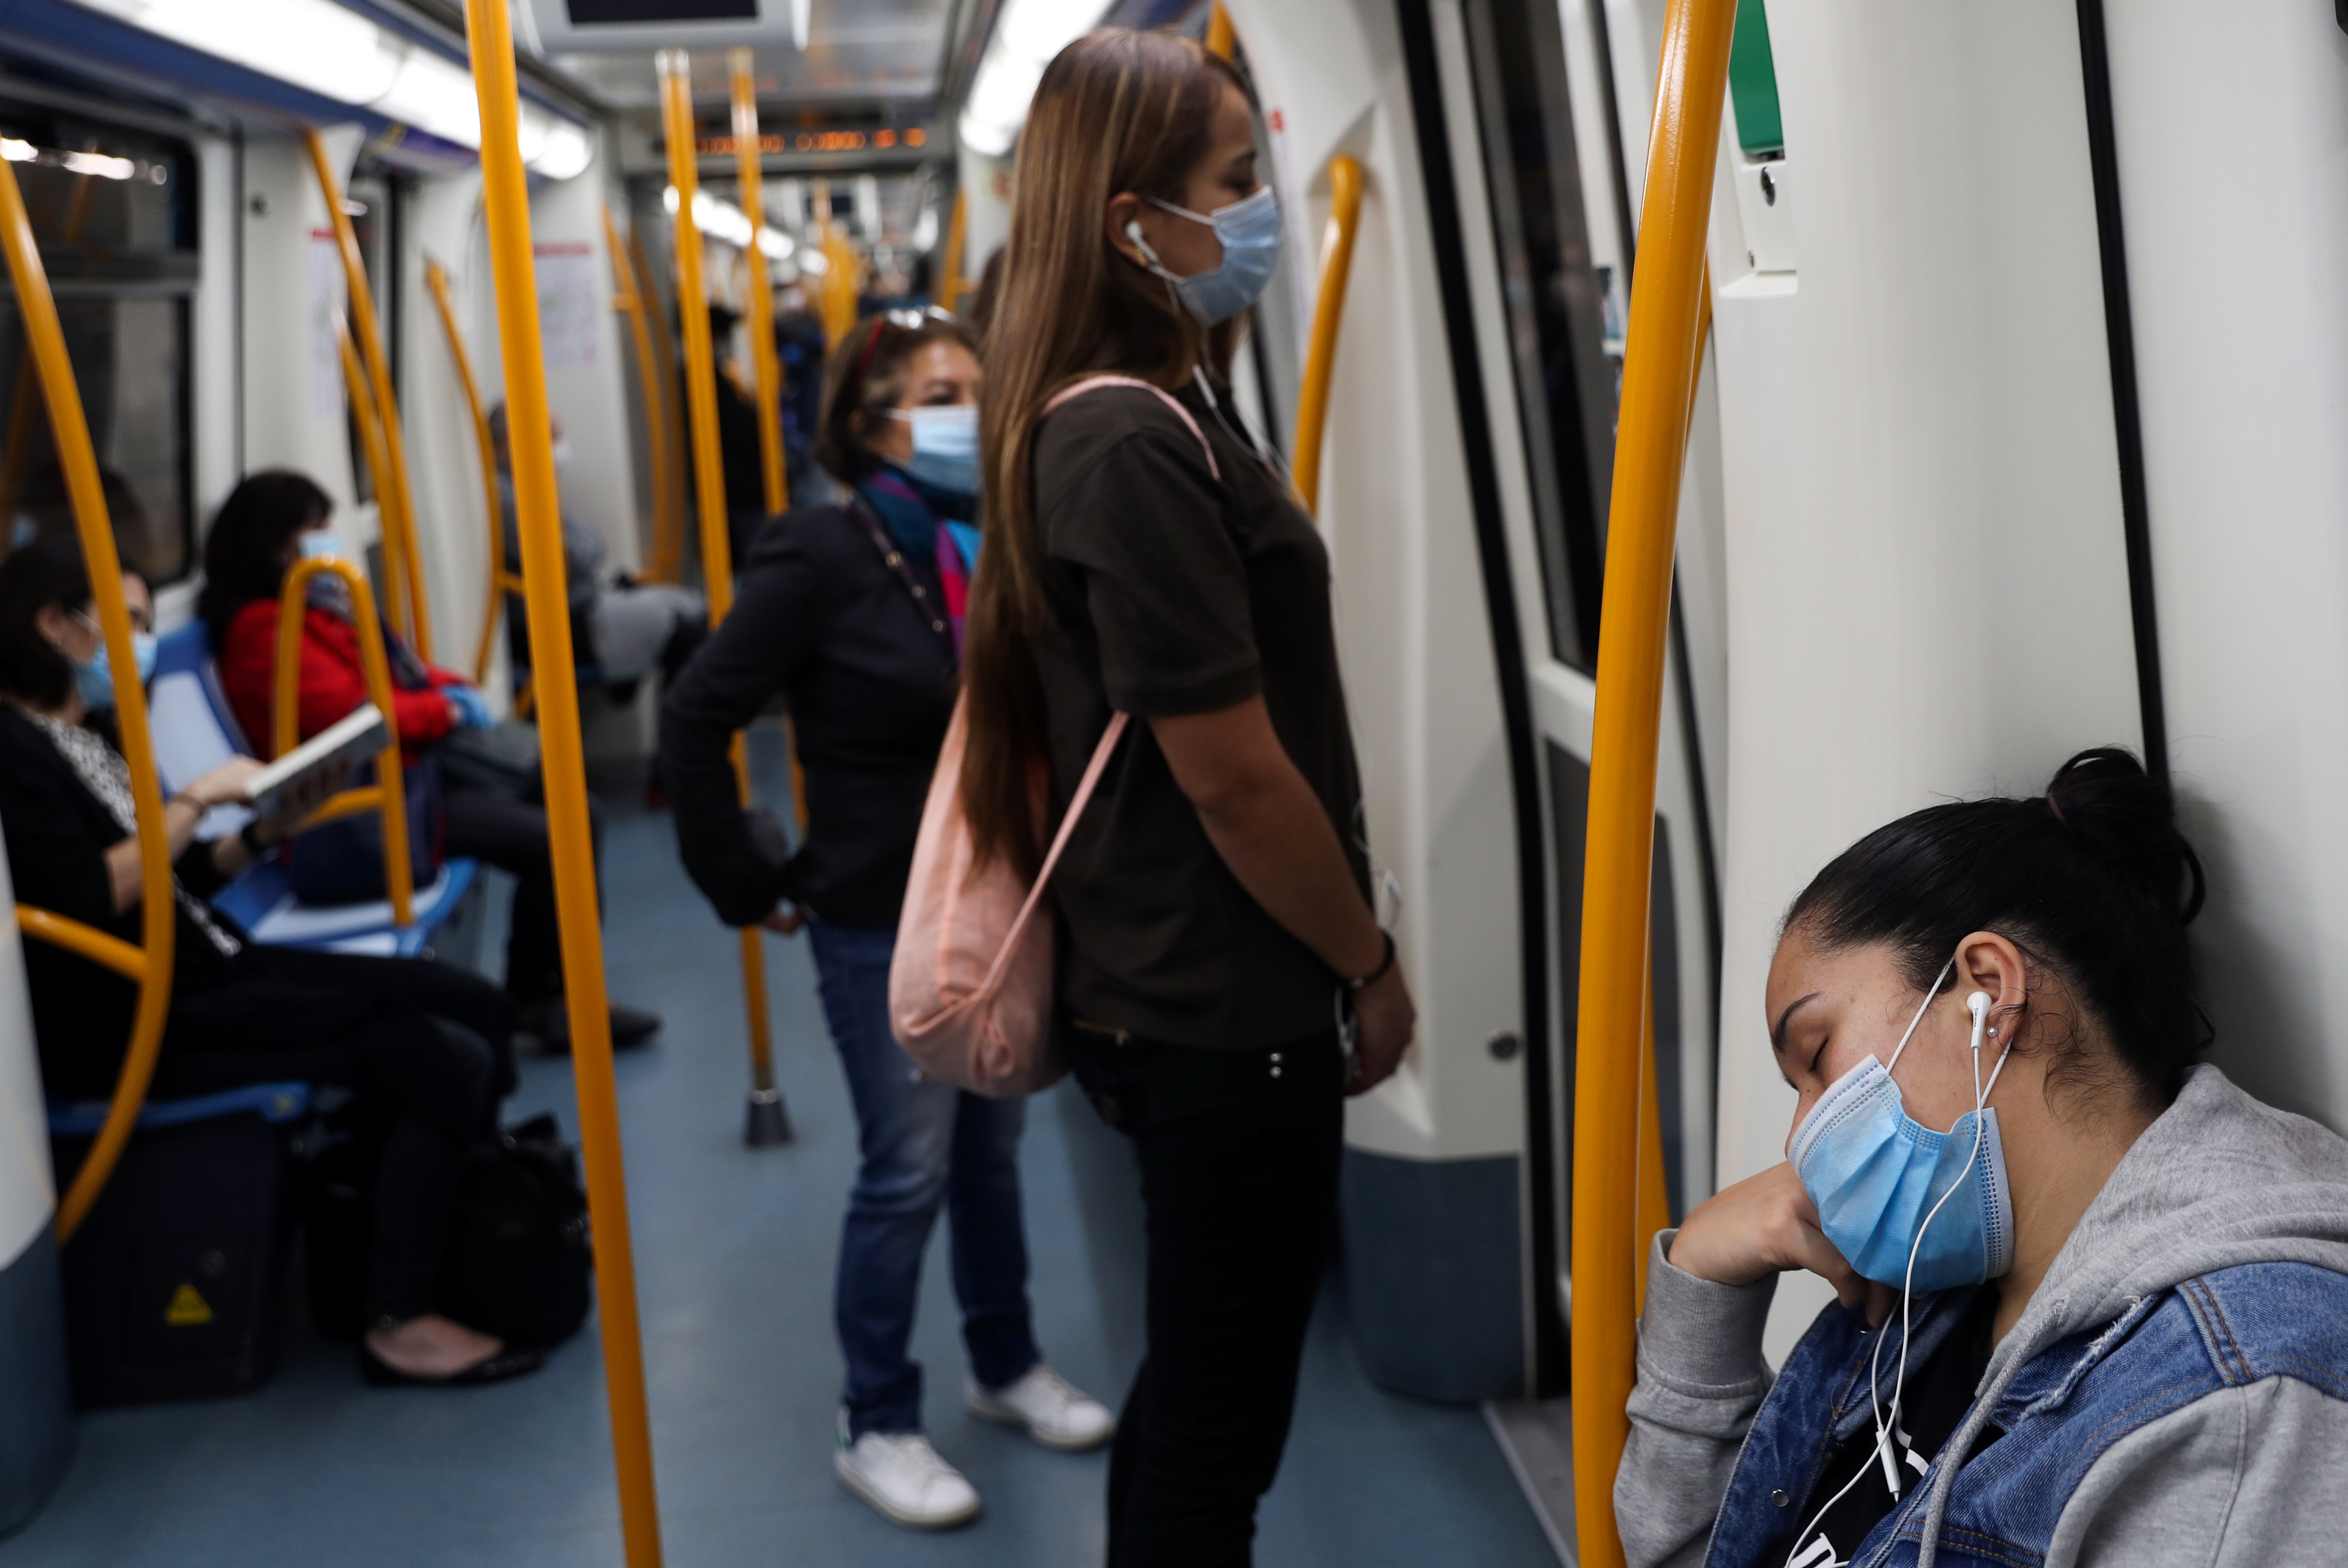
[
  {"xmin": 965, "ymin": 1364, "xmax": 1117, "ymax": 1452},
  {"xmin": 834, "ymin": 1413, "xmax": 981, "ymax": 1530}
]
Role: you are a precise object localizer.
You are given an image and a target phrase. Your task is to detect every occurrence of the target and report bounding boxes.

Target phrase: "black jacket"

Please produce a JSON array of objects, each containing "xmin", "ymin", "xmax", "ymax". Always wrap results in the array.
[
  {"xmin": 0, "ymin": 704, "xmax": 242, "ymax": 1096},
  {"xmin": 659, "ymin": 501, "xmax": 957, "ymax": 930}
]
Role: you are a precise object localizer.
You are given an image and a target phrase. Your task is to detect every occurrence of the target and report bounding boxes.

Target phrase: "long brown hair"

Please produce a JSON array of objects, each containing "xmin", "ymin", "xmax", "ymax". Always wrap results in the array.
[{"xmin": 962, "ymin": 28, "xmax": 1247, "ymax": 873}]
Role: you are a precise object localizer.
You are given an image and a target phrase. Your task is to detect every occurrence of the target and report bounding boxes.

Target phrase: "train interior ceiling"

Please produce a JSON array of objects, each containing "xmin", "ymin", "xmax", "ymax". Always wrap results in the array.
[{"xmin": 3, "ymin": 0, "xmax": 2348, "ymax": 1562}]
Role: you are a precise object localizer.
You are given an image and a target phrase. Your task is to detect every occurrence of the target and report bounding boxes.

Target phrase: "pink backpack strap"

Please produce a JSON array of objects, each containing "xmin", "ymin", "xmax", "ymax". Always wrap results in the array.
[
  {"xmin": 977, "ymin": 713, "xmax": 1130, "ymax": 997},
  {"xmin": 1041, "ymin": 374, "xmax": 1219, "ymax": 481}
]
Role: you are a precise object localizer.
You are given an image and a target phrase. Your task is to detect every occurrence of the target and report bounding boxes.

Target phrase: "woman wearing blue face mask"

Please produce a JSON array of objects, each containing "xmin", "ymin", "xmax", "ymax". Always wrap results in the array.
[
  {"xmin": 1619, "ymin": 748, "xmax": 2348, "ymax": 1568},
  {"xmin": 0, "ymin": 535, "xmax": 537, "ymax": 1387},
  {"xmin": 960, "ymin": 29, "xmax": 1414, "ymax": 1568},
  {"xmin": 659, "ymin": 307, "xmax": 1112, "ymax": 1531}
]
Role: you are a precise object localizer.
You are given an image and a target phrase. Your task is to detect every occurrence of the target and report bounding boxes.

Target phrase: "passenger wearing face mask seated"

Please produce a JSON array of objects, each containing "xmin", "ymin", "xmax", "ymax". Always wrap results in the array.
[
  {"xmin": 487, "ymin": 405, "xmax": 705, "ymax": 706},
  {"xmin": 1619, "ymin": 748, "xmax": 2348, "ymax": 1568},
  {"xmin": 204, "ymin": 470, "xmax": 661, "ymax": 1051},
  {"xmin": 661, "ymin": 307, "xmax": 1114, "ymax": 1531}
]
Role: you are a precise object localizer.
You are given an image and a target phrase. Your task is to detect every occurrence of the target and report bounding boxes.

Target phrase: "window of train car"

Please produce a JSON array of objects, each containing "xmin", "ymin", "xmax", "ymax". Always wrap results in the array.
[
  {"xmin": 1459, "ymin": 0, "xmax": 1621, "ymax": 675},
  {"xmin": 0, "ymin": 101, "xmax": 196, "ymax": 583}
]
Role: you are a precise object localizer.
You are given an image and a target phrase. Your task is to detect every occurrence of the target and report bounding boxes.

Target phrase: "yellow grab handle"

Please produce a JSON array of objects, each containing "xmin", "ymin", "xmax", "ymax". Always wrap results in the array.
[
  {"xmin": 1292, "ymin": 153, "xmax": 1364, "ymax": 514},
  {"xmin": 1569, "ymin": 0, "xmax": 1735, "ymax": 1563},
  {"xmin": 603, "ymin": 209, "xmax": 685, "ymax": 588},
  {"xmin": 465, "ymin": 5, "xmax": 664, "ymax": 1563},
  {"xmin": 304, "ymin": 131, "xmax": 430, "ymax": 662},
  {"xmin": 17, "ymin": 907, "xmax": 147, "ymax": 982},
  {"xmin": 730, "ymin": 49, "xmax": 791, "ymax": 519},
  {"xmin": 274, "ymin": 556, "xmax": 416, "ymax": 929},
  {"xmin": 939, "ymin": 189, "xmax": 969, "ymax": 317},
  {"xmin": 1206, "ymin": 2, "xmax": 1236, "ymax": 59},
  {"xmin": 630, "ymin": 223, "xmax": 691, "ymax": 585},
  {"xmin": 0, "ymin": 154, "xmax": 178, "ymax": 1245},
  {"xmin": 424, "ymin": 260, "xmax": 524, "ymax": 689}
]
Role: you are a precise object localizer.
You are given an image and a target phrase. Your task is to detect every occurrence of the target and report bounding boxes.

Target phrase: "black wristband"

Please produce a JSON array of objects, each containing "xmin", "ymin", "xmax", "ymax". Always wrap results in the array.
[
  {"xmin": 1346, "ymin": 930, "xmax": 1396, "ymax": 990},
  {"xmin": 239, "ymin": 819, "xmax": 271, "ymax": 859}
]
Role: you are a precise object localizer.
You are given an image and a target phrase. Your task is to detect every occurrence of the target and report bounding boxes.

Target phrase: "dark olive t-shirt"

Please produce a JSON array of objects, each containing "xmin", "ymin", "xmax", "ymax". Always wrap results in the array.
[{"xmin": 1031, "ymin": 376, "xmax": 1367, "ymax": 1050}]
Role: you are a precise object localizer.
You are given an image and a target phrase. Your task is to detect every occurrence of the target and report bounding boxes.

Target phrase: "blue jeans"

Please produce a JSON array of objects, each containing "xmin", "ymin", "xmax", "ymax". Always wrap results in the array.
[{"xmin": 807, "ymin": 921, "xmax": 1041, "ymax": 1437}]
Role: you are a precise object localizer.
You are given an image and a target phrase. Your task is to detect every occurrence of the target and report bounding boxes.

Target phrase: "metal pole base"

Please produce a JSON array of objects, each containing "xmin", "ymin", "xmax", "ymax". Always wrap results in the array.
[{"xmin": 745, "ymin": 1087, "xmax": 792, "ymax": 1147}]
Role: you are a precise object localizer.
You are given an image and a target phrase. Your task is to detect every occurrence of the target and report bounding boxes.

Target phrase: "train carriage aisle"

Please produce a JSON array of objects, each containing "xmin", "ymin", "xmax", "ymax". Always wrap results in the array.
[{"xmin": 8, "ymin": 731, "xmax": 1554, "ymax": 1566}]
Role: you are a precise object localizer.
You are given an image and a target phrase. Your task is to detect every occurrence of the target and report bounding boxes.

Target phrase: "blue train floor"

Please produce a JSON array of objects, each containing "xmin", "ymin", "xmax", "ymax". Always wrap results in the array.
[{"xmin": 6, "ymin": 761, "xmax": 1557, "ymax": 1567}]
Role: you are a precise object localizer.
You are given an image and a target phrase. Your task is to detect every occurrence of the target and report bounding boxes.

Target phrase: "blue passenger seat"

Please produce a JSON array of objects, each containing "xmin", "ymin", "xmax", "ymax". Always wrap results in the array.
[{"xmin": 146, "ymin": 624, "xmax": 481, "ymax": 960}]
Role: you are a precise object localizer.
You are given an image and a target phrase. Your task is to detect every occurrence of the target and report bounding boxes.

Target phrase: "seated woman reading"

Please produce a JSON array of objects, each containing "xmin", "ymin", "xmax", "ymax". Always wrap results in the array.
[
  {"xmin": 0, "ymin": 535, "xmax": 538, "ymax": 1385},
  {"xmin": 1619, "ymin": 748, "xmax": 2348, "ymax": 1568}
]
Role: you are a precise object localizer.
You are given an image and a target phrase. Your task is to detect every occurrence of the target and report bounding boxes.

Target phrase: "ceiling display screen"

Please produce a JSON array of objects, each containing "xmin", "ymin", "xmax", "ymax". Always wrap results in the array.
[{"xmin": 566, "ymin": 0, "xmax": 757, "ymax": 22}]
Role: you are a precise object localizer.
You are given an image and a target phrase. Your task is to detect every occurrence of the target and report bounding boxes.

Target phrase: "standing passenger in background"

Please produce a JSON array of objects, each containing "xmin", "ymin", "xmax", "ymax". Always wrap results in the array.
[
  {"xmin": 660, "ymin": 308, "xmax": 1113, "ymax": 1532},
  {"xmin": 960, "ymin": 30, "xmax": 1415, "ymax": 1568}
]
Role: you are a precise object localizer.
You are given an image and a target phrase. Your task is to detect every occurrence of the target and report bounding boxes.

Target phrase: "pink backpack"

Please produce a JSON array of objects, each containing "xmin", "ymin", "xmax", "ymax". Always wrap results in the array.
[{"xmin": 888, "ymin": 375, "xmax": 1220, "ymax": 1096}]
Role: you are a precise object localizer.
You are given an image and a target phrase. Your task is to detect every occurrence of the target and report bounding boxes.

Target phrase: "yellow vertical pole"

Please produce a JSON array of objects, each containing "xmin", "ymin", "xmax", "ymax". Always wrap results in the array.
[
  {"xmin": 604, "ymin": 208, "xmax": 683, "ymax": 587},
  {"xmin": 331, "ymin": 315, "xmax": 416, "ymax": 640},
  {"xmin": 0, "ymin": 155, "xmax": 176, "ymax": 1243},
  {"xmin": 937, "ymin": 189, "xmax": 969, "ymax": 316},
  {"xmin": 462, "ymin": 7, "xmax": 665, "ymax": 1564},
  {"xmin": 304, "ymin": 131, "xmax": 432, "ymax": 662},
  {"xmin": 665, "ymin": 48, "xmax": 790, "ymax": 1146},
  {"xmin": 422, "ymin": 261, "xmax": 524, "ymax": 690},
  {"xmin": 1291, "ymin": 154, "xmax": 1363, "ymax": 514},
  {"xmin": 730, "ymin": 50, "xmax": 789, "ymax": 518},
  {"xmin": 631, "ymin": 224, "xmax": 690, "ymax": 583},
  {"xmin": 1205, "ymin": 1, "xmax": 1236, "ymax": 59},
  {"xmin": 1569, "ymin": 0, "xmax": 1733, "ymax": 1562}
]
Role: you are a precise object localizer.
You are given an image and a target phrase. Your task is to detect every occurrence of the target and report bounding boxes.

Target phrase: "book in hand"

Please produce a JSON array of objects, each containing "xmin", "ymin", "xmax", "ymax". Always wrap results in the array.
[{"xmin": 241, "ymin": 703, "xmax": 390, "ymax": 818}]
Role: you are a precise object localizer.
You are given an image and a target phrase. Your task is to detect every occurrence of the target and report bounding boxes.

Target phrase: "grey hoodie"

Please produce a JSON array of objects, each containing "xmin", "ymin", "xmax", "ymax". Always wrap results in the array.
[{"xmin": 1615, "ymin": 1065, "xmax": 2348, "ymax": 1567}]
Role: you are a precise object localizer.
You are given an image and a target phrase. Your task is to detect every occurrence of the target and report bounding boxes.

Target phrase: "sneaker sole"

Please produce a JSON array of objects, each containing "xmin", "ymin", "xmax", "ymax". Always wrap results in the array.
[
  {"xmin": 964, "ymin": 1394, "xmax": 1117, "ymax": 1453},
  {"xmin": 833, "ymin": 1452, "xmax": 981, "ymax": 1530}
]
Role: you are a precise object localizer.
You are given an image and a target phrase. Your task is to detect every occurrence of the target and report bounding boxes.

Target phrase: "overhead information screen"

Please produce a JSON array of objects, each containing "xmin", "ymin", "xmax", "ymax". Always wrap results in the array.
[{"xmin": 567, "ymin": 0, "xmax": 756, "ymax": 21}]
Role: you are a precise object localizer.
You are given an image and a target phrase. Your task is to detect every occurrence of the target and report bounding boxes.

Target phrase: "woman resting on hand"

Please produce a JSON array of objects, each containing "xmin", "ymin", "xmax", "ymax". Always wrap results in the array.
[{"xmin": 1618, "ymin": 748, "xmax": 2348, "ymax": 1568}]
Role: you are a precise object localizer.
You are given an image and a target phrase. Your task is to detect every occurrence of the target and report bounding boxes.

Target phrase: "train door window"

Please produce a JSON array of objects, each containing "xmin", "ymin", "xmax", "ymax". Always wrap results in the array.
[
  {"xmin": 0, "ymin": 103, "xmax": 197, "ymax": 583},
  {"xmin": 1460, "ymin": 0, "xmax": 1620, "ymax": 674}
]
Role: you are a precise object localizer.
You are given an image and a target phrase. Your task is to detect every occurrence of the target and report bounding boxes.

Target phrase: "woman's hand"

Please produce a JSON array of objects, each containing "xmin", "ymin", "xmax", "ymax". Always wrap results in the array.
[
  {"xmin": 184, "ymin": 756, "xmax": 268, "ymax": 808},
  {"xmin": 250, "ymin": 758, "xmax": 352, "ymax": 847},
  {"xmin": 445, "ymin": 685, "xmax": 494, "ymax": 730},
  {"xmin": 1347, "ymin": 964, "xmax": 1414, "ymax": 1095},
  {"xmin": 1668, "ymin": 1162, "xmax": 1894, "ymax": 1326},
  {"xmin": 760, "ymin": 903, "xmax": 804, "ymax": 935}
]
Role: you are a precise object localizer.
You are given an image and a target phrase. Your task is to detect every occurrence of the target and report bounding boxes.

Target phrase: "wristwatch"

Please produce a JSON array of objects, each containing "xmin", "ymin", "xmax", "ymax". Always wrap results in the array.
[{"xmin": 1346, "ymin": 930, "xmax": 1396, "ymax": 991}]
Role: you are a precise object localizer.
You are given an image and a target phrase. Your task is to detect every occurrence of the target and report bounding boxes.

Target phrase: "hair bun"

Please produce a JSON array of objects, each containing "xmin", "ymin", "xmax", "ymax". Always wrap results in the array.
[{"xmin": 2044, "ymin": 747, "xmax": 2205, "ymax": 925}]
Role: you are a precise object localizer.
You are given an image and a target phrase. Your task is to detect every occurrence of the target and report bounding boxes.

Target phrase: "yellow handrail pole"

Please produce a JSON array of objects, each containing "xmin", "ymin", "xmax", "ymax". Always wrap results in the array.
[
  {"xmin": 0, "ymin": 156, "xmax": 177, "ymax": 1244},
  {"xmin": 1568, "ymin": 0, "xmax": 1733, "ymax": 1561},
  {"xmin": 424, "ymin": 261, "xmax": 520, "ymax": 690},
  {"xmin": 604, "ymin": 208, "xmax": 682, "ymax": 588},
  {"xmin": 0, "ymin": 173, "xmax": 99, "ymax": 540},
  {"xmin": 332, "ymin": 317, "xmax": 418, "ymax": 643},
  {"xmin": 1291, "ymin": 153, "xmax": 1362, "ymax": 514},
  {"xmin": 938, "ymin": 188, "xmax": 969, "ymax": 316},
  {"xmin": 465, "ymin": 8, "xmax": 664, "ymax": 1563},
  {"xmin": 731, "ymin": 50, "xmax": 790, "ymax": 519},
  {"xmin": 305, "ymin": 130, "xmax": 431, "ymax": 661},
  {"xmin": 273, "ymin": 557, "xmax": 416, "ymax": 929},
  {"xmin": 667, "ymin": 50, "xmax": 787, "ymax": 1138},
  {"xmin": 1205, "ymin": 1, "xmax": 1236, "ymax": 60},
  {"xmin": 631, "ymin": 224, "xmax": 690, "ymax": 583}
]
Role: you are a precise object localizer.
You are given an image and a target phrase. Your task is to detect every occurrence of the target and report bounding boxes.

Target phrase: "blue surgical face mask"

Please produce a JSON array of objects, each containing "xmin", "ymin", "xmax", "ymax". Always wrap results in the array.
[
  {"xmin": 887, "ymin": 404, "xmax": 980, "ymax": 497},
  {"xmin": 298, "ymin": 528, "xmax": 346, "ymax": 561},
  {"xmin": 68, "ymin": 613, "xmax": 157, "ymax": 710},
  {"xmin": 1787, "ymin": 957, "xmax": 2017, "ymax": 1294},
  {"xmin": 1130, "ymin": 184, "xmax": 1282, "ymax": 327}
]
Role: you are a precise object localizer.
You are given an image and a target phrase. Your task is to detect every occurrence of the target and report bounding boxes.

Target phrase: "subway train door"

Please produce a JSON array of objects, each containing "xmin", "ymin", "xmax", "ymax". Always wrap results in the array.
[{"xmin": 1419, "ymin": 0, "xmax": 1725, "ymax": 1395}]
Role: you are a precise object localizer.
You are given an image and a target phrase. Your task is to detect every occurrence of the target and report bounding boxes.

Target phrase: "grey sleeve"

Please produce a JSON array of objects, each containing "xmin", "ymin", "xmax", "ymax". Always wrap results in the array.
[
  {"xmin": 1616, "ymin": 1231, "xmax": 1779, "ymax": 1568},
  {"xmin": 2046, "ymin": 1376, "xmax": 2348, "ymax": 1568}
]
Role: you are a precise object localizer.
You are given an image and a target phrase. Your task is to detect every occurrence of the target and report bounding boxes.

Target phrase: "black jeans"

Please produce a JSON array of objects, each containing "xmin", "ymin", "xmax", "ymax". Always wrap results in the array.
[
  {"xmin": 441, "ymin": 776, "xmax": 602, "ymax": 1003},
  {"xmin": 1069, "ymin": 1024, "xmax": 1345, "ymax": 1568},
  {"xmin": 157, "ymin": 947, "xmax": 513, "ymax": 1322}
]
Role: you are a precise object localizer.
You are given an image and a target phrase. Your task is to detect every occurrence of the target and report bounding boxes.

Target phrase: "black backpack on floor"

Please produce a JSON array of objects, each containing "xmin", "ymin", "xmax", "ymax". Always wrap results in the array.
[{"xmin": 306, "ymin": 1111, "xmax": 592, "ymax": 1349}]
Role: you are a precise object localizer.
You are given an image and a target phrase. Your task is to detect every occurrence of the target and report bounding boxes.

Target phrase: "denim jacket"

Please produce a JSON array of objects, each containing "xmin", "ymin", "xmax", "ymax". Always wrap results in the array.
[{"xmin": 1619, "ymin": 1068, "xmax": 2348, "ymax": 1568}]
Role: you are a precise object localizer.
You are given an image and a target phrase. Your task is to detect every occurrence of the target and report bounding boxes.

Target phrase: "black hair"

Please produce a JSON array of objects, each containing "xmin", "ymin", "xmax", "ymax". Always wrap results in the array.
[
  {"xmin": 1786, "ymin": 747, "xmax": 2208, "ymax": 1106},
  {"xmin": 195, "ymin": 470, "xmax": 334, "ymax": 653},
  {"xmin": 812, "ymin": 310, "xmax": 978, "ymax": 485},
  {"xmin": 0, "ymin": 531, "xmax": 93, "ymax": 711}
]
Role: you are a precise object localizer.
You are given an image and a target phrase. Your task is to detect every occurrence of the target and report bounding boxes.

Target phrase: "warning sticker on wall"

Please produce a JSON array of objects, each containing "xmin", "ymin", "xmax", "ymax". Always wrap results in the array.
[{"xmin": 164, "ymin": 1283, "xmax": 214, "ymax": 1327}]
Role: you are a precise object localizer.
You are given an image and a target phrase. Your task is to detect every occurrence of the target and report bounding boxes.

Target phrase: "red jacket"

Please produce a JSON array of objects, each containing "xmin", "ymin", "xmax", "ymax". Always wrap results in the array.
[{"xmin": 219, "ymin": 600, "xmax": 465, "ymax": 761}]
